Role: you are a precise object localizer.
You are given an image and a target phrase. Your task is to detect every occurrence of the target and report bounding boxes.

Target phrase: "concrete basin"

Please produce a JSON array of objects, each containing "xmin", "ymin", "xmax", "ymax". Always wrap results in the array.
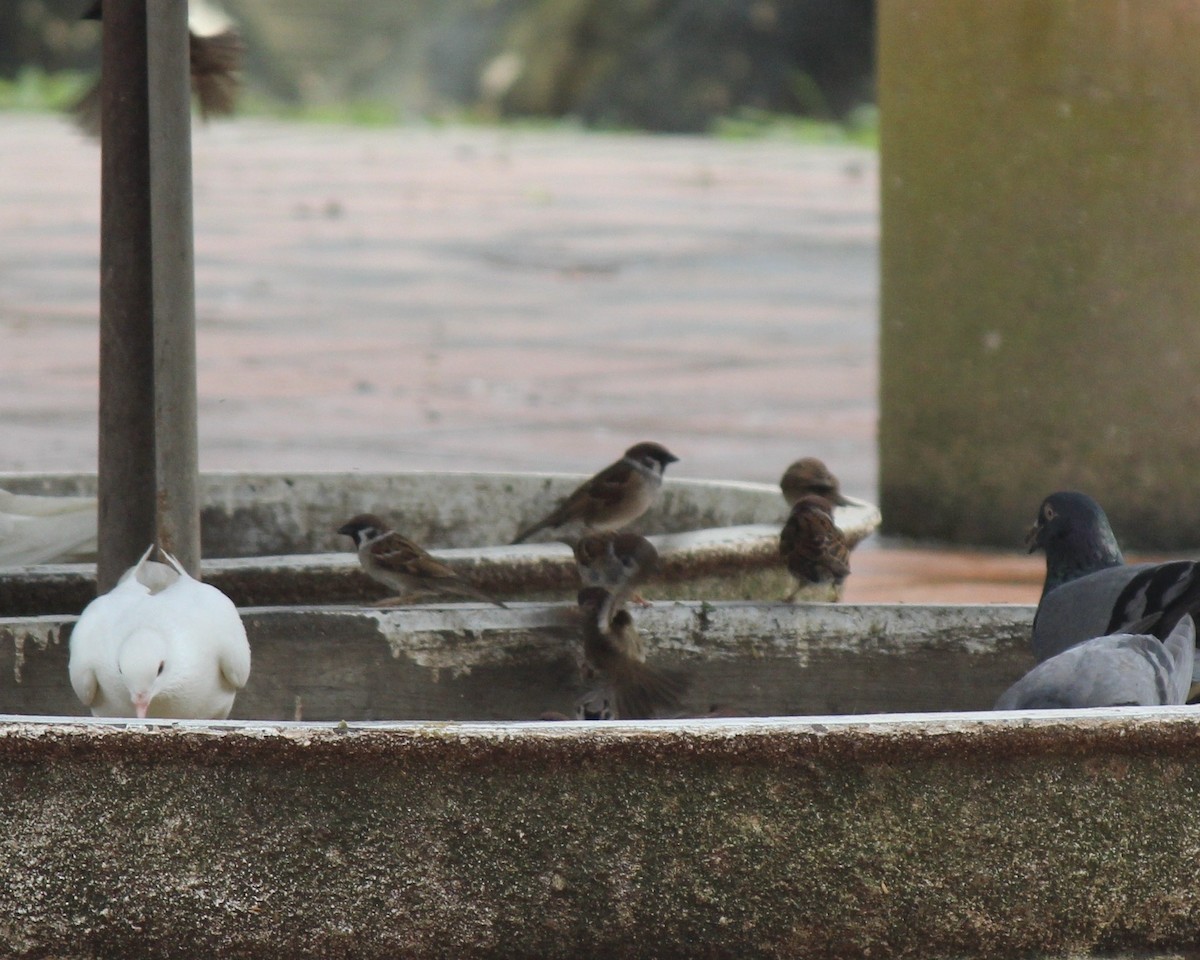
[
  {"xmin": 0, "ymin": 471, "xmax": 881, "ymax": 613},
  {"xmin": 4, "ymin": 602, "xmax": 1197, "ymax": 957}
]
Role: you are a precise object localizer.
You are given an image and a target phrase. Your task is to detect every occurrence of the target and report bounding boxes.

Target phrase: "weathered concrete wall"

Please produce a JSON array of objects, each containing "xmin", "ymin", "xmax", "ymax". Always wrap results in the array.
[
  {"xmin": 0, "ymin": 472, "xmax": 824, "ymax": 555},
  {"xmin": 879, "ymin": 1, "xmax": 1200, "ymax": 547},
  {"xmin": 2, "ymin": 712, "xmax": 1200, "ymax": 959},
  {"xmin": 0, "ymin": 602, "xmax": 1034, "ymax": 720}
]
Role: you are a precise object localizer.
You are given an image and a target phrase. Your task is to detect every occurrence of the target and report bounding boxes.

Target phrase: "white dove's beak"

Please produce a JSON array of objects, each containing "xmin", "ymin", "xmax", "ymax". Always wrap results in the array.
[{"xmin": 134, "ymin": 695, "xmax": 151, "ymax": 719}]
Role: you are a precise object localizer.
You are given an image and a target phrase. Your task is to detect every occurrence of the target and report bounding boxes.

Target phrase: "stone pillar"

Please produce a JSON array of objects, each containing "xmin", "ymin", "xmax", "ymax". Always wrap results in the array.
[{"xmin": 879, "ymin": 0, "xmax": 1200, "ymax": 548}]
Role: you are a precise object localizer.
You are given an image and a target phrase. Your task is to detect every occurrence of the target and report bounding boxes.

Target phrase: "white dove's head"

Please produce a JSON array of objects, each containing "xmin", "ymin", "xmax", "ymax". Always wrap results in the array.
[{"xmin": 116, "ymin": 627, "xmax": 171, "ymax": 718}]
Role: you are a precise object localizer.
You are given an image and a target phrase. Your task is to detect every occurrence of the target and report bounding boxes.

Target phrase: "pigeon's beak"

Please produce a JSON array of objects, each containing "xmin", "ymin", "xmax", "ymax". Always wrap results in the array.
[
  {"xmin": 1024, "ymin": 522, "xmax": 1041, "ymax": 554},
  {"xmin": 134, "ymin": 695, "xmax": 151, "ymax": 719}
]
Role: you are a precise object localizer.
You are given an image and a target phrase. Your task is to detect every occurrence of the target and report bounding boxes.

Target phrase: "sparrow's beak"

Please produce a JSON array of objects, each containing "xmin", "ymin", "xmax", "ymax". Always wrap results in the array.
[
  {"xmin": 134, "ymin": 695, "xmax": 151, "ymax": 719},
  {"xmin": 1024, "ymin": 522, "xmax": 1041, "ymax": 554}
]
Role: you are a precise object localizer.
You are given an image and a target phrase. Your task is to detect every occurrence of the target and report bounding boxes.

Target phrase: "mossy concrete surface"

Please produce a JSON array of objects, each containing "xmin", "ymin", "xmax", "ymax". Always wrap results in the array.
[
  {"xmin": 879, "ymin": 1, "xmax": 1200, "ymax": 548},
  {"xmin": 2, "ymin": 712, "xmax": 1200, "ymax": 959}
]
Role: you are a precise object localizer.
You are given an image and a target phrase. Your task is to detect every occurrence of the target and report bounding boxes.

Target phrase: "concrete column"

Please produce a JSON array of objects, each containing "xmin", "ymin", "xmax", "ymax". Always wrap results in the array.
[{"xmin": 879, "ymin": 1, "xmax": 1200, "ymax": 548}]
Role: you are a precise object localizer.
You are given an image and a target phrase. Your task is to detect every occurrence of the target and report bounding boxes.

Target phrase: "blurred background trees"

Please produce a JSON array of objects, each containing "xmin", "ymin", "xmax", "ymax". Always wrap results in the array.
[{"xmin": 0, "ymin": 0, "xmax": 874, "ymax": 132}]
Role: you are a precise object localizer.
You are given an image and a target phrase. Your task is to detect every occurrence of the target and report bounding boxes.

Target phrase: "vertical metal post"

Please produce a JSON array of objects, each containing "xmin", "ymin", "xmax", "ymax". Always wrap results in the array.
[
  {"xmin": 97, "ymin": 0, "xmax": 200, "ymax": 591},
  {"xmin": 148, "ymin": 0, "xmax": 200, "ymax": 575},
  {"xmin": 98, "ymin": 0, "xmax": 155, "ymax": 591}
]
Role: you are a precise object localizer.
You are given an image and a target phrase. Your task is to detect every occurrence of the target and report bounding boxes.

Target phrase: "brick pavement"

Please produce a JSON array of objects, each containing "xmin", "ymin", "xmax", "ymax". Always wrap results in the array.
[{"xmin": 0, "ymin": 113, "xmax": 1044, "ymax": 603}]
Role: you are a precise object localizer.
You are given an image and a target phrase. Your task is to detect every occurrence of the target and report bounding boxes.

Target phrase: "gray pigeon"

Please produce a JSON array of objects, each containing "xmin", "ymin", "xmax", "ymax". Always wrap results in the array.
[
  {"xmin": 995, "ymin": 615, "xmax": 1195, "ymax": 710},
  {"xmin": 1027, "ymin": 492, "xmax": 1200, "ymax": 672}
]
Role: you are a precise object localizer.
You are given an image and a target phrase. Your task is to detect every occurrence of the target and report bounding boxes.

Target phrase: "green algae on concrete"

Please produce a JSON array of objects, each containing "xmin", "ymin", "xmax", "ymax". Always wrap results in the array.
[
  {"xmin": 2, "ymin": 713, "xmax": 1200, "ymax": 959},
  {"xmin": 879, "ymin": 0, "xmax": 1200, "ymax": 547}
]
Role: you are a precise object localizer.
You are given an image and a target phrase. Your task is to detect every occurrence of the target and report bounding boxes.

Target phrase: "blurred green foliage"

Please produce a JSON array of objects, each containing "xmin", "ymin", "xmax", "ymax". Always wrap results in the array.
[{"xmin": 0, "ymin": 67, "xmax": 89, "ymax": 111}]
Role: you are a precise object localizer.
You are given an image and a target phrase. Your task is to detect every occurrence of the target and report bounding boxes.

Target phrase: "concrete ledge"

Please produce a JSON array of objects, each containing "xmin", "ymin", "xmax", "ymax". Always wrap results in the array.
[
  {"xmin": 2, "ymin": 711, "xmax": 1199, "ymax": 959},
  {"xmin": 1, "ymin": 602, "xmax": 1034, "ymax": 720}
]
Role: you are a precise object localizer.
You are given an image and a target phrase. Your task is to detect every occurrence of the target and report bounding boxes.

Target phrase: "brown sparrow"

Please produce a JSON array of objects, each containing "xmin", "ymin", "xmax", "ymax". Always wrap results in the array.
[
  {"xmin": 780, "ymin": 457, "xmax": 850, "ymax": 508},
  {"xmin": 575, "ymin": 587, "xmax": 685, "ymax": 719},
  {"xmin": 573, "ymin": 531, "xmax": 659, "ymax": 607},
  {"xmin": 72, "ymin": 1, "xmax": 244, "ymax": 137},
  {"xmin": 511, "ymin": 441, "xmax": 679, "ymax": 544},
  {"xmin": 779, "ymin": 494, "xmax": 850, "ymax": 602},
  {"xmin": 338, "ymin": 514, "xmax": 506, "ymax": 607}
]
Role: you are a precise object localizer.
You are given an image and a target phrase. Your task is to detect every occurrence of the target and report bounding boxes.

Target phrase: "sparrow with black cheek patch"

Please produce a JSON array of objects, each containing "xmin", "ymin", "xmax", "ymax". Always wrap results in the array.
[
  {"xmin": 338, "ymin": 513, "xmax": 507, "ymax": 607},
  {"xmin": 780, "ymin": 457, "xmax": 849, "ymax": 508},
  {"xmin": 573, "ymin": 531, "xmax": 659, "ymax": 608},
  {"xmin": 779, "ymin": 494, "xmax": 850, "ymax": 602},
  {"xmin": 511, "ymin": 442, "xmax": 679, "ymax": 545},
  {"xmin": 575, "ymin": 587, "xmax": 685, "ymax": 720}
]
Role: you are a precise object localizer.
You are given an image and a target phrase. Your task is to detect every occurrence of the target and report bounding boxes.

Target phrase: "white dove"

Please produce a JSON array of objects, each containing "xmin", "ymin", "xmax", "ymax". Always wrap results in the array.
[
  {"xmin": 68, "ymin": 546, "xmax": 251, "ymax": 719},
  {"xmin": 0, "ymin": 487, "xmax": 97, "ymax": 567}
]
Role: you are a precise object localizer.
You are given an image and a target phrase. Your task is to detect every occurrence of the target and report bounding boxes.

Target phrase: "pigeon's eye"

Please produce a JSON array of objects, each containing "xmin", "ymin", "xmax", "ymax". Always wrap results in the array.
[
  {"xmin": 1042, "ymin": 504, "xmax": 1056, "ymax": 523},
  {"xmin": 156, "ymin": 662, "xmax": 165, "ymax": 676}
]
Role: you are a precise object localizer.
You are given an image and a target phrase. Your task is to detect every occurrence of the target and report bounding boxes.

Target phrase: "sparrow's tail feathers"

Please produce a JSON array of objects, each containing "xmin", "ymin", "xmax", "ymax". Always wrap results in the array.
[
  {"xmin": 189, "ymin": 29, "xmax": 243, "ymax": 118},
  {"xmin": 611, "ymin": 660, "xmax": 688, "ymax": 720},
  {"xmin": 453, "ymin": 579, "xmax": 508, "ymax": 608},
  {"xmin": 511, "ymin": 519, "xmax": 547, "ymax": 546},
  {"xmin": 69, "ymin": 80, "xmax": 102, "ymax": 138}
]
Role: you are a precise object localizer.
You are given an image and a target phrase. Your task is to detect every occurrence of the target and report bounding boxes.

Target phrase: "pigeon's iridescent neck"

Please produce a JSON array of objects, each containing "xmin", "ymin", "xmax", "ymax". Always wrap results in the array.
[{"xmin": 1041, "ymin": 537, "xmax": 1124, "ymax": 596}]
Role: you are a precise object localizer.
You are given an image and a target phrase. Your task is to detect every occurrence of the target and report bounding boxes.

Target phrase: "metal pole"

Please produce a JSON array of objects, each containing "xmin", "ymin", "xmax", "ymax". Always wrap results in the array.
[
  {"xmin": 148, "ymin": 0, "xmax": 200, "ymax": 576},
  {"xmin": 97, "ymin": 0, "xmax": 200, "ymax": 591},
  {"xmin": 97, "ymin": 0, "xmax": 155, "ymax": 591}
]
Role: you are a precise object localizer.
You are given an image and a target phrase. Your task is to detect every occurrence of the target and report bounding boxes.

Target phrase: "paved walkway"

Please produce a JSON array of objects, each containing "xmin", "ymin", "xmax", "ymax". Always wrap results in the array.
[{"xmin": 0, "ymin": 113, "xmax": 1045, "ymax": 603}]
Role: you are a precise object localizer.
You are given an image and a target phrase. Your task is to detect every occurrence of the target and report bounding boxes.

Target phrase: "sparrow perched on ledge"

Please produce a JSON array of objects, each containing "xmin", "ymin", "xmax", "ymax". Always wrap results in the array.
[
  {"xmin": 511, "ymin": 441, "xmax": 679, "ymax": 544},
  {"xmin": 575, "ymin": 586, "xmax": 685, "ymax": 720},
  {"xmin": 573, "ymin": 531, "xmax": 659, "ymax": 608},
  {"xmin": 1026, "ymin": 491, "xmax": 1200, "ymax": 675},
  {"xmin": 71, "ymin": 0, "xmax": 244, "ymax": 138},
  {"xmin": 338, "ymin": 514, "xmax": 506, "ymax": 607},
  {"xmin": 780, "ymin": 457, "xmax": 849, "ymax": 508},
  {"xmin": 779, "ymin": 494, "xmax": 850, "ymax": 602}
]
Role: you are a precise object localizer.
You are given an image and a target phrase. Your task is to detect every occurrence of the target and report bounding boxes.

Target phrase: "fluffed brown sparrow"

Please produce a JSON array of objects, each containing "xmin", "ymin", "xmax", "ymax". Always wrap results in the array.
[
  {"xmin": 511, "ymin": 441, "xmax": 679, "ymax": 545},
  {"xmin": 779, "ymin": 457, "xmax": 850, "ymax": 508},
  {"xmin": 338, "ymin": 513, "xmax": 506, "ymax": 607},
  {"xmin": 573, "ymin": 531, "xmax": 659, "ymax": 607},
  {"xmin": 779, "ymin": 494, "xmax": 850, "ymax": 602},
  {"xmin": 575, "ymin": 587, "xmax": 685, "ymax": 719},
  {"xmin": 72, "ymin": 1, "xmax": 244, "ymax": 137}
]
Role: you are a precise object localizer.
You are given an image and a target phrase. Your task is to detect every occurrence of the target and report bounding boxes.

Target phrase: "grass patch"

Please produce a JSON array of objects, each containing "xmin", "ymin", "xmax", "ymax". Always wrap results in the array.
[
  {"xmin": 0, "ymin": 67, "xmax": 879, "ymax": 147},
  {"xmin": 712, "ymin": 105, "xmax": 878, "ymax": 147},
  {"xmin": 0, "ymin": 68, "xmax": 91, "ymax": 112}
]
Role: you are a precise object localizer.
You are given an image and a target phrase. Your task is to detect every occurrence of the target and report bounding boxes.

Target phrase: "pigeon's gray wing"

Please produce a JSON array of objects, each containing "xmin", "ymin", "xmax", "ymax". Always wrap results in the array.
[
  {"xmin": 1161, "ymin": 615, "xmax": 1196, "ymax": 705},
  {"xmin": 995, "ymin": 633, "xmax": 1180, "ymax": 710},
  {"xmin": 1031, "ymin": 561, "xmax": 1200, "ymax": 661}
]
